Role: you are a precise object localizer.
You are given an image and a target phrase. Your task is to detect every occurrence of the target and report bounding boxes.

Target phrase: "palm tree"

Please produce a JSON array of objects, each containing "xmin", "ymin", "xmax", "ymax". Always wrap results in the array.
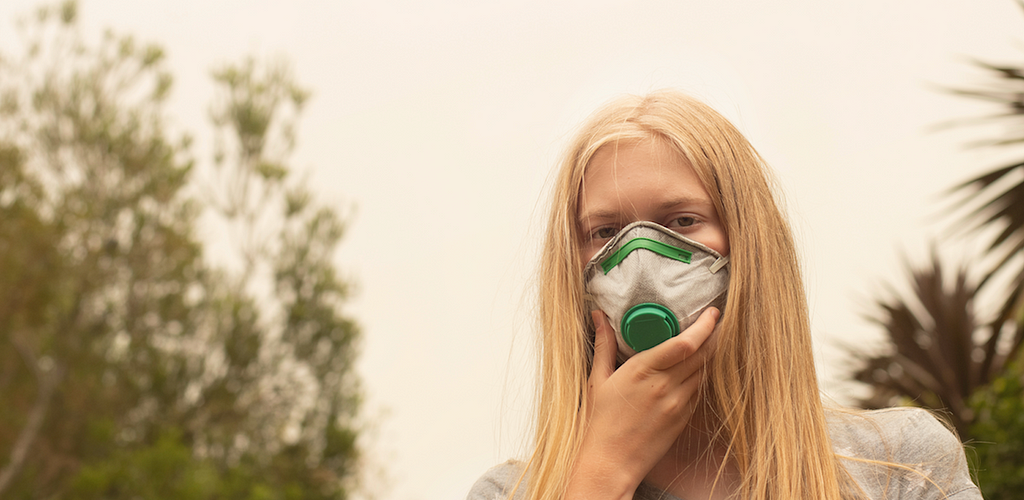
[
  {"xmin": 849, "ymin": 6, "xmax": 1024, "ymax": 495},
  {"xmin": 851, "ymin": 256, "xmax": 993, "ymax": 438},
  {"xmin": 850, "ymin": 37, "xmax": 1024, "ymax": 440}
]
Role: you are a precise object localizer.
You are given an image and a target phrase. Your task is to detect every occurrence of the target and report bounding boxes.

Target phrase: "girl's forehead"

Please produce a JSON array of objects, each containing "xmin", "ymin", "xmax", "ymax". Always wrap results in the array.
[
  {"xmin": 580, "ymin": 142, "xmax": 706, "ymax": 208},
  {"xmin": 583, "ymin": 139, "xmax": 690, "ymax": 181}
]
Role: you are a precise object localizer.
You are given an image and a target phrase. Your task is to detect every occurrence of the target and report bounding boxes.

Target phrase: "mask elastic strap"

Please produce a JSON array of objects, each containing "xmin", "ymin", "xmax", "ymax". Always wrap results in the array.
[{"xmin": 709, "ymin": 256, "xmax": 729, "ymax": 274}]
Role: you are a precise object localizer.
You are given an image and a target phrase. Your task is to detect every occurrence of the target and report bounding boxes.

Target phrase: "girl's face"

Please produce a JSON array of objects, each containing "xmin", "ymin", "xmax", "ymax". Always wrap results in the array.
[{"xmin": 578, "ymin": 138, "xmax": 729, "ymax": 265}]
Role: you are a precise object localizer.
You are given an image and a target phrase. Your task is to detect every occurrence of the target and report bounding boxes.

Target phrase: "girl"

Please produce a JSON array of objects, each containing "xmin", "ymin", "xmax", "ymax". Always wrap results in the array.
[{"xmin": 468, "ymin": 90, "xmax": 980, "ymax": 500}]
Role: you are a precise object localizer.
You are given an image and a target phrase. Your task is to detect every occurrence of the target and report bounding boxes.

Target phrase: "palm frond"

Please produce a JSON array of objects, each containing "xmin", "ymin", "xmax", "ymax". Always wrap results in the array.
[
  {"xmin": 947, "ymin": 54, "xmax": 1024, "ymax": 317},
  {"xmin": 852, "ymin": 255, "xmax": 983, "ymax": 437}
]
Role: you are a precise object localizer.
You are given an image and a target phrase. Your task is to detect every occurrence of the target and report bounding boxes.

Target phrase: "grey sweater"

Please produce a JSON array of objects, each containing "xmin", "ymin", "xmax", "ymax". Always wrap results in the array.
[{"xmin": 467, "ymin": 408, "xmax": 981, "ymax": 500}]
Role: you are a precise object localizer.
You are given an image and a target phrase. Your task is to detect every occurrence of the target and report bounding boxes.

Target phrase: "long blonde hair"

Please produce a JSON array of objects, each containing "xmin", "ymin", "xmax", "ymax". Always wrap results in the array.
[{"xmin": 524, "ymin": 90, "xmax": 844, "ymax": 500}]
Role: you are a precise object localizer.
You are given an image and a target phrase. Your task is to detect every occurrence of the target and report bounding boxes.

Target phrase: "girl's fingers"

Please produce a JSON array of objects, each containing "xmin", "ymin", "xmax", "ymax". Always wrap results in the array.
[
  {"xmin": 646, "ymin": 307, "xmax": 719, "ymax": 371},
  {"xmin": 590, "ymin": 310, "xmax": 616, "ymax": 383}
]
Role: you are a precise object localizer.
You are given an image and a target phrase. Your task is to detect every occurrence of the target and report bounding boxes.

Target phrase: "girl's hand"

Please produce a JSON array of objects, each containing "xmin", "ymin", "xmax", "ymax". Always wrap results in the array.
[{"xmin": 564, "ymin": 307, "xmax": 719, "ymax": 500}]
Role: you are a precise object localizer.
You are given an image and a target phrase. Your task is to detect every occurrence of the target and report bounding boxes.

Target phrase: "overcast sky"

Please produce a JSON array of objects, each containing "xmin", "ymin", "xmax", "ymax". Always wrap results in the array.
[{"xmin": 2, "ymin": 1, "xmax": 1023, "ymax": 499}]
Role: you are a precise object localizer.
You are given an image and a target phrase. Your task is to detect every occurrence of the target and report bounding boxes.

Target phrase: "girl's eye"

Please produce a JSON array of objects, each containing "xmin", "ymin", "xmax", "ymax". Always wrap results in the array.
[
  {"xmin": 670, "ymin": 216, "xmax": 697, "ymax": 228},
  {"xmin": 593, "ymin": 227, "xmax": 618, "ymax": 240}
]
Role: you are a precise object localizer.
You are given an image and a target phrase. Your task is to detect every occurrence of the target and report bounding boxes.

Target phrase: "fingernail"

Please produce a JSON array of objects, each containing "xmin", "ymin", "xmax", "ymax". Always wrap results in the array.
[
  {"xmin": 591, "ymin": 310, "xmax": 602, "ymax": 324},
  {"xmin": 709, "ymin": 307, "xmax": 720, "ymax": 321}
]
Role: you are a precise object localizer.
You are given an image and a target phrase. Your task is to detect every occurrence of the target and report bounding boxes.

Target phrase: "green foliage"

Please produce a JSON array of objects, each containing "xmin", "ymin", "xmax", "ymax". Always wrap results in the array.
[
  {"xmin": 65, "ymin": 429, "xmax": 324, "ymax": 500},
  {"xmin": 0, "ymin": 1, "xmax": 362, "ymax": 498},
  {"xmin": 68, "ymin": 431, "xmax": 220, "ymax": 500},
  {"xmin": 968, "ymin": 351, "xmax": 1024, "ymax": 499}
]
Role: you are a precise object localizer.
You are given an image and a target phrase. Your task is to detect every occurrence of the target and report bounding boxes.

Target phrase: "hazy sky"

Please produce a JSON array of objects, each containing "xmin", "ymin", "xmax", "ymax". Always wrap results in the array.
[{"xmin": 2, "ymin": 1, "xmax": 1022, "ymax": 499}]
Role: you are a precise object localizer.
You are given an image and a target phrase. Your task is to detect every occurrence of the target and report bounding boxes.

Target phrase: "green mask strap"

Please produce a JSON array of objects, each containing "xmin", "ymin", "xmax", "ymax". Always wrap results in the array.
[{"xmin": 600, "ymin": 237, "xmax": 693, "ymax": 274}]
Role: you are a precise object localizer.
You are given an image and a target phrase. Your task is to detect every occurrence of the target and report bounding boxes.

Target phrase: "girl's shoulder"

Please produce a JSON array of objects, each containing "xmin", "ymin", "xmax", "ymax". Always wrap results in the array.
[
  {"xmin": 826, "ymin": 407, "xmax": 959, "ymax": 461},
  {"xmin": 466, "ymin": 460, "xmax": 526, "ymax": 500},
  {"xmin": 825, "ymin": 407, "xmax": 981, "ymax": 499}
]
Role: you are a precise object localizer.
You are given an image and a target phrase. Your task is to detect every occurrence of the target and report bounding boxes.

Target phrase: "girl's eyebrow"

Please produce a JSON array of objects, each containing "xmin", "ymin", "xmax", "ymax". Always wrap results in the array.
[
  {"xmin": 657, "ymin": 196, "xmax": 711, "ymax": 210},
  {"xmin": 577, "ymin": 209, "xmax": 620, "ymax": 225}
]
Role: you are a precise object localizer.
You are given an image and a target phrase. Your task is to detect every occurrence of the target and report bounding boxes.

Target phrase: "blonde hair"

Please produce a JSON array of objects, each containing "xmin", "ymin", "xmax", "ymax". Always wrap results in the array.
[{"xmin": 524, "ymin": 90, "xmax": 844, "ymax": 500}]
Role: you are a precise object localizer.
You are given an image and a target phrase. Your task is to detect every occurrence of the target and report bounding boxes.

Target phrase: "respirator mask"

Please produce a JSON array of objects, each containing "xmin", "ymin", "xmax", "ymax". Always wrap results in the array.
[{"xmin": 583, "ymin": 221, "xmax": 730, "ymax": 359}]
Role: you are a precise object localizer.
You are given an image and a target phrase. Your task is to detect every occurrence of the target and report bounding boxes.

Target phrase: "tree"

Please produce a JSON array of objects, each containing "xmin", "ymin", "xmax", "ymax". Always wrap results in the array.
[
  {"xmin": 0, "ymin": 2, "xmax": 362, "ymax": 498},
  {"xmin": 946, "ymin": 48, "xmax": 1024, "ymax": 498},
  {"xmin": 967, "ymin": 349, "xmax": 1024, "ymax": 500},
  {"xmin": 846, "ymin": 2, "xmax": 1024, "ymax": 496},
  {"xmin": 848, "ymin": 256, "xmax": 985, "ymax": 438}
]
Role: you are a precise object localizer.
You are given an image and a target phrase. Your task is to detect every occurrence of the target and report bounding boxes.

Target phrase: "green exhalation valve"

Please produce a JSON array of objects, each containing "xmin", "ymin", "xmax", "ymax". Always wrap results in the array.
[{"xmin": 620, "ymin": 303, "xmax": 680, "ymax": 351}]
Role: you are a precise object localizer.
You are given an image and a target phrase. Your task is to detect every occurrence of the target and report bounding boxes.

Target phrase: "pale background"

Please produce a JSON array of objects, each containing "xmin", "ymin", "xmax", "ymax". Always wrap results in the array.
[{"xmin": 1, "ymin": 1, "xmax": 1021, "ymax": 499}]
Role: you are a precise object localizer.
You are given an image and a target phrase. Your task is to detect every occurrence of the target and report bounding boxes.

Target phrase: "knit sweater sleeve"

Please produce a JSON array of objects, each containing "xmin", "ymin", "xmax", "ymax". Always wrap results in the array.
[
  {"xmin": 828, "ymin": 408, "xmax": 981, "ymax": 499},
  {"xmin": 466, "ymin": 460, "xmax": 527, "ymax": 500}
]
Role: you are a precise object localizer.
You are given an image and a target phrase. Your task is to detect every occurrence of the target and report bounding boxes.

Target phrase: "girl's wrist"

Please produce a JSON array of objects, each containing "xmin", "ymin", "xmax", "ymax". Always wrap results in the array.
[{"xmin": 564, "ymin": 453, "xmax": 643, "ymax": 500}]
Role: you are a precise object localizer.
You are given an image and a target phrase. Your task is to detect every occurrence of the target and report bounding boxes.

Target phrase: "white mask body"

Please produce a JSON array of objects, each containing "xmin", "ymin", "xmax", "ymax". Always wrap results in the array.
[{"xmin": 583, "ymin": 221, "xmax": 730, "ymax": 359}]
